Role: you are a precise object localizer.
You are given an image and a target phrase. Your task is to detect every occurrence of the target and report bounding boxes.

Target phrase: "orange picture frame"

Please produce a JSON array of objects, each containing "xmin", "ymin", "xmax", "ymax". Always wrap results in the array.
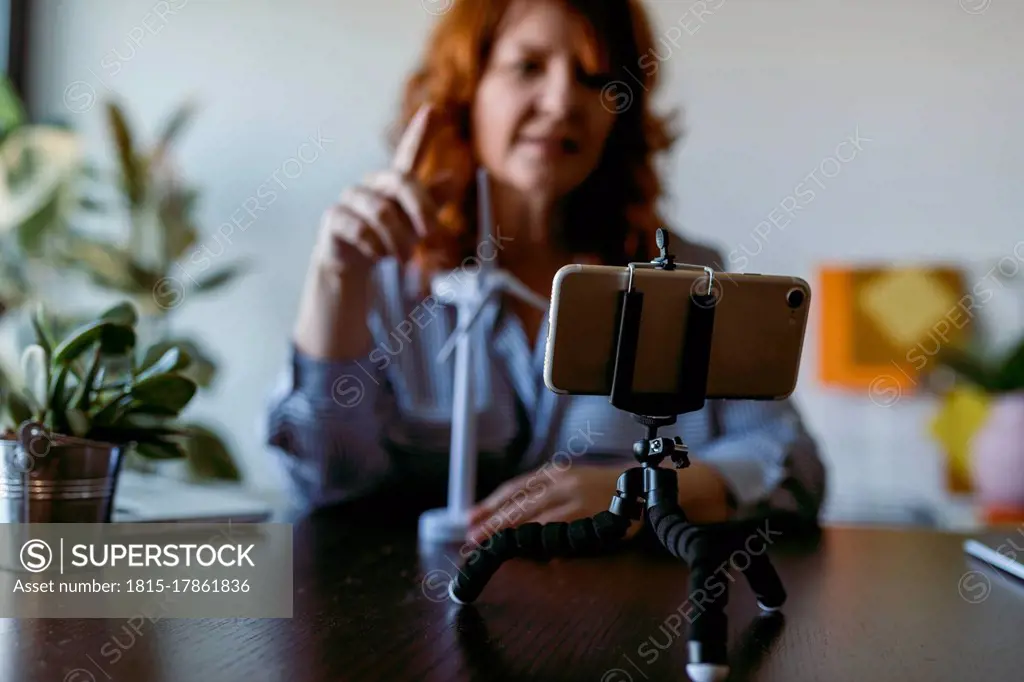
[{"xmin": 817, "ymin": 264, "xmax": 972, "ymax": 393}]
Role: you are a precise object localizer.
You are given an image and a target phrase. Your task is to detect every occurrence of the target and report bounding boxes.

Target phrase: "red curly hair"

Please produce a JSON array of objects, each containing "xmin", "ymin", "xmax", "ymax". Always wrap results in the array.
[{"xmin": 388, "ymin": 0, "xmax": 678, "ymax": 273}]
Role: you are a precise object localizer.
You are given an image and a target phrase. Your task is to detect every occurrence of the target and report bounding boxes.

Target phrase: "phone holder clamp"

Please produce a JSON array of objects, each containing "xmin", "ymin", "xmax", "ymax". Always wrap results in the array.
[{"xmin": 446, "ymin": 229, "xmax": 787, "ymax": 682}]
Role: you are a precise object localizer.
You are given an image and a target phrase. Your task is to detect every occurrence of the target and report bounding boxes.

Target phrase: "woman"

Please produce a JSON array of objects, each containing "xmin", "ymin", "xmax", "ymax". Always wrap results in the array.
[{"xmin": 266, "ymin": 0, "xmax": 826, "ymax": 543}]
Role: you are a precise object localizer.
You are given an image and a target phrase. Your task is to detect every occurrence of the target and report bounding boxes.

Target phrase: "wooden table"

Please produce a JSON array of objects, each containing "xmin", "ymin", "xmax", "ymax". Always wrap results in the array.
[{"xmin": 2, "ymin": 504, "xmax": 1023, "ymax": 682}]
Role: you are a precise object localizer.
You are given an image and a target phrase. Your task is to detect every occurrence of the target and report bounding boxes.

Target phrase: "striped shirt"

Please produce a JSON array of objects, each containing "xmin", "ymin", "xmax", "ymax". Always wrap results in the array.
[{"xmin": 265, "ymin": 240, "xmax": 827, "ymax": 521}]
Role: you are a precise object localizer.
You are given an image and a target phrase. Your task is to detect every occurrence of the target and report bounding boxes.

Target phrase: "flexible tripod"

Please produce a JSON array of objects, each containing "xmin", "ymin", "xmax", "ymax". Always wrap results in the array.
[{"xmin": 445, "ymin": 230, "xmax": 787, "ymax": 682}]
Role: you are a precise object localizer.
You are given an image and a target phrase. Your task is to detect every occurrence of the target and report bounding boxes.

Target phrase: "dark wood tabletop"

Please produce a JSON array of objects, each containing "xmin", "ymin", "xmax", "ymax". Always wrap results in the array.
[{"xmin": 3, "ymin": 501, "xmax": 1023, "ymax": 682}]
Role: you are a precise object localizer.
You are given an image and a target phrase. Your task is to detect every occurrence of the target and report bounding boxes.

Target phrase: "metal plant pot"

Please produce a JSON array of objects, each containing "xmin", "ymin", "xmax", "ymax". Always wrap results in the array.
[{"xmin": 0, "ymin": 423, "xmax": 124, "ymax": 523}]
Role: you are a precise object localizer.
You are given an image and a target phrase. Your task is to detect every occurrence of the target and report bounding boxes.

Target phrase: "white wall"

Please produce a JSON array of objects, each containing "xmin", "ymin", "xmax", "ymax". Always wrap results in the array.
[{"xmin": 26, "ymin": 0, "xmax": 1024, "ymax": 519}]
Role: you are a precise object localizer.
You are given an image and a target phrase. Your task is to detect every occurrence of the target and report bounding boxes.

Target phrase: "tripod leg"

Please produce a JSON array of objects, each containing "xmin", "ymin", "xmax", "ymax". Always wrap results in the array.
[
  {"xmin": 647, "ymin": 500, "xmax": 731, "ymax": 682},
  {"xmin": 645, "ymin": 493, "xmax": 790, "ymax": 681},
  {"xmin": 448, "ymin": 468, "xmax": 644, "ymax": 605},
  {"xmin": 728, "ymin": 521, "xmax": 787, "ymax": 611},
  {"xmin": 448, "ymin": 511, "xmax": 633, "ymax": 604}
]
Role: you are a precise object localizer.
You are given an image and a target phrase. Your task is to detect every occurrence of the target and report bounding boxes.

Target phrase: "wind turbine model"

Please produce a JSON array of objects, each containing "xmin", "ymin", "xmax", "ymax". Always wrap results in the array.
[{"xmin": 417, "ymin": 168, "xmax": 549, "ymax": 545}]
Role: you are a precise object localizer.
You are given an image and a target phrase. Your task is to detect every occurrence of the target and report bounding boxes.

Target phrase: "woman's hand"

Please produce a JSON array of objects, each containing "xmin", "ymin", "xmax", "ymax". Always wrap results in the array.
[
  {"xmin": 465, "ymin": 464, "xmax": 642, "ymax": 545},
  {"xmin": 464, "ymin": 462, "xmax": 734, "ymax": 546},
  {"xmin": 293, "ymin": 104, "xmax": 451, "ymax": 360},
  {"xmin": 314, "ymin": 104, "xmax": 451, "ymax": 276}
]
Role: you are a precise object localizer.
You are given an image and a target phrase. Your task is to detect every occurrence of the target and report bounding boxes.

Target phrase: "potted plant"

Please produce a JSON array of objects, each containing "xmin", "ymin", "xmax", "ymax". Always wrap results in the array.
[
  {"xmin": 1, "ymin": 301, "xmax": 204, "ymax": 522},
  {"xmin": 934, "ymin": 336, "xmax": 1024, "ymax": 520},
  {"xmin": 48, "ymin": 99, "xmax": 245, "ymax": 479},
  {"xmin": 1, "ymin": 83, "xmax": 243, "ymax": 482}
]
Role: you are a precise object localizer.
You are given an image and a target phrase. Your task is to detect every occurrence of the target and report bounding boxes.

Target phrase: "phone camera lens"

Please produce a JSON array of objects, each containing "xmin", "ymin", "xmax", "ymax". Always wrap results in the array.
[{"xmin": 786, "ymin": 288, "xmax": 805, "ymax": 309}]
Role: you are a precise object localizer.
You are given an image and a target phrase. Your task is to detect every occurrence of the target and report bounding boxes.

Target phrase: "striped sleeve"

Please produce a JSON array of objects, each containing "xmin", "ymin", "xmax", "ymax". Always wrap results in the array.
[
  {"xmin": 265, "ymin": 262, "xmax": 400, "ymax": 513},
  {"xmin": 699, "ymin": 398, "xmax": 827, "ymax": 522},
  {"xmin": 266, "ymin": 347, "xmax": 396, "ymax": 513}
]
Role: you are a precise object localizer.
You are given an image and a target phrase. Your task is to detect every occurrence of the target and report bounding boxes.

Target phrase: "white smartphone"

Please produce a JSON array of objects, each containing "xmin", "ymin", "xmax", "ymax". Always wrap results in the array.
[{"xmin": 542, "ymin": 264, "xmax": 812, "ymax": 400}]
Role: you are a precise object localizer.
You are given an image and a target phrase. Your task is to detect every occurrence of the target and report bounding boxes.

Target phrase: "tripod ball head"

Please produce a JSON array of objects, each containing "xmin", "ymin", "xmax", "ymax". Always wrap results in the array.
[
  {"xmin": 651, "ymin": 228, "xmax": 676, "ymax": 269},
  {"xmin": 633, "ymin": 436, "xmax": 690, "ymax": 468}
]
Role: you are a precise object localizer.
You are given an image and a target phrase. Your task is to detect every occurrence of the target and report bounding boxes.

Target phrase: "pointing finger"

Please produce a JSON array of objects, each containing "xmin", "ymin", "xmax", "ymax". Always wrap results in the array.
[
  {"xmin": 365, "ymin": 170, "xmax": 443, "ymax": 238},
  {"xmin": 392, "ymin": 104, "xmax": 435, "ymax": 175}
]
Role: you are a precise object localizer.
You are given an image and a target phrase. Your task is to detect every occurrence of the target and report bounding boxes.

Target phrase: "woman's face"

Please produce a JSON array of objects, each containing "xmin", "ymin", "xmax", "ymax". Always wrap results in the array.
[{"xmin": 471, "ymin": 0, "xmax": 616, "ymax": 202}]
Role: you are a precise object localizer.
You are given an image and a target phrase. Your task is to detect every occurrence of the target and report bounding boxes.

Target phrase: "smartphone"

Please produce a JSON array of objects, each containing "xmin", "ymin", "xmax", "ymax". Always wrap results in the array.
[{"xmin": 542, "ymin": 264, "xmax": 812, "ymax": 400}]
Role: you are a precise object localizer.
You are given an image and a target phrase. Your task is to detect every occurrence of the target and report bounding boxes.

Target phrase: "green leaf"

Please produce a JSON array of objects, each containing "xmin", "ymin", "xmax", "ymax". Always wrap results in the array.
[
  {"xmin": 125, "ymin": 403, "xmax": 180, "ymax": 417},
  {"xmin": 48, "ymin": 365, "xmax": 71, "ymax": 421},
  {"xmin": 181, "ymin": 423, "xmax": 241, "ymax": 481},
  {"xmin": 158, "ymin": 189, "xmax": 199, "ymax": 262},
  {"xmin": 181, "ymin": 352, "xmax": 216, "ymax": 388},
  {"xmin": 106, "ymin": 101, "xmax": 145, "ymax": 207},
  {"xmin": 95, "ymin": 380, "xmax": 131, "ymax": 392},
  {"xmin": 194, "ymin": 263, "xmax": 247, "ymax": 293},
  {"xmin": 139, "ymin": 342, "xmax": 173, "ymax": 374},
  {"xmin": 51, "ymin": 321, "xmax": 134, "ymax": 370},
  {"xmin": 142, "ymin": 339, "xmax": 215, "ymax": 387},
  {"xmin": 88, "ymin": 272, "xmax": 139, "ymax": 295},
  {"xmin": 934, "ymin": 346, "xmax": 997, "ymax": 392},
  {"xmin": 15, "ymin": 188, "xmax": 64, "ymax": 257},
  {"xmin": 93, "ymin": 422, "xmax": 184, "ymax": 442},
  {"xmin": 72, "ymin": 347, "xmax": 103, "ymax": 411},
  {"xmin": 116, "ymin": 413, "xmax": 180, "ymax": 430},
  {"xmin": 31, "ymin": 304, "xmax": 54, "ymax": 363},
  {"xmin": 58, "ymin": 236, "xmax": 162, "ymax": 295},
  {"xmin": 91, "ymin": 393, "xmax": 134, "ymax": 428},
  {"xmin": 99, "ymin": 325, "xmax": 136, "ymax": 356},
  {"xmin": 17, "ymin": 388, "xmax": 42, "ymax": 421},
  {"xmin": 994, "ymin": 337, "xmax": 1024, "ymax": 393},
  {"xmin": 52, "ymin": 320, "xmax": 112, "ymax": 365},
  {"xmin": 130, "ymin": 374, "xmax": 197, "ymax": 414},
  {"xmin": 65, "ymin": 408, "xmax": 89, "ymax": 437},
  {"xmin": 49, "ymin": 312, "xmax": 92, "ymax": 348},
  {"xmin": 136, "ymin": 347, "xmax": 190, "ymax": 384},
  {"xmin": 0, "ymin": 75, "xmax": 27, "ymax": 139},
  {"xmin": 150, "ymin": 100, "xmax": 195, "ymax": 168},
  {"xmin": 58, "ymin": 236, "xmax": 140, "ymax": 292},
  {"xmin": 6, "ymin": 390, "xmax": 33, "ymax": 427},
  {"xmin": 131, "ymin": 264, "xmax": 164, "ymax": 293},
  {"xmin": 135, "ymin": 439, "xmax": 186, "ymax": 460},
  {"xmin": 100, "ymin": 301, "xmax": 138, "ymax": 327}
]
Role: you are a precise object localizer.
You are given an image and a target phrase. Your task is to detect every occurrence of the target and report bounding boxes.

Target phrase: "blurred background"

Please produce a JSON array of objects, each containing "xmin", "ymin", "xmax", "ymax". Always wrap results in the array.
[{"xmin": 2, "ymin": 0, "xmax": 1023, "ymax": 529}]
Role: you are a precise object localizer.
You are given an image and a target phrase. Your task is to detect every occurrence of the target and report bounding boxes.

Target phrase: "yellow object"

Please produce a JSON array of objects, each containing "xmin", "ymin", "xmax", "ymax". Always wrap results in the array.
[
  {"xmin": 858, "ymin": 268, "xmax": 958, "ymax": 349},
  {"xmin": 929, "ymin": 386, "xmax": 992, "ymax": 492}
]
